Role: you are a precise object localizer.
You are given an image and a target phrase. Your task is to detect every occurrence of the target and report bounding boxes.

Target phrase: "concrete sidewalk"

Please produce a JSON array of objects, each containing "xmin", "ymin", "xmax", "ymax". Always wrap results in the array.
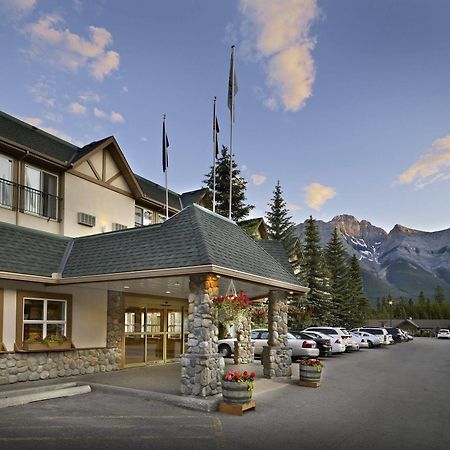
[{"xmin": 0, "ymin": 358, "xmax": 299, "ymax": 411}]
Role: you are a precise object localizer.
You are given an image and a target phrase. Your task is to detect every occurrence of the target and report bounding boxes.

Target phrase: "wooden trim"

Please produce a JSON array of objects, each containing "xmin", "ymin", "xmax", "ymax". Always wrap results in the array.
[
  {"xmin": 87, "ymin": 159, "xmax": 101, "ymax": 181},
  {"xmin": 102, "ymin": 148, "xmax": 106, "ymax": 181},
  {"xmin": 71, "ymin": 138, "xmax": 112, "ymax": 167},
  {"xmin": 69, "ymin": 169, "xmax": 135, "ymax": 199},
  {"xmin": 0, "ymin": 271, "xmax": 55, "ymax": 283},
  {"xmin": 15, "ymin": 290, "xmax": 73, "ymax": 350},
  {"xmin": 106, "ymin": 171, "xmax": 121, "ymax": 184}
]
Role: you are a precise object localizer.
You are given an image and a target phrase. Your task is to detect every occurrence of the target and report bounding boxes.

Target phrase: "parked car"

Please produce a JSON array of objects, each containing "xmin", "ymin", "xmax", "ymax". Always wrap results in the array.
[
  {"xmin": 251, "ymin": 329, "xmax": 319, "ymax": 360},
  {"xmin": 352, "ymin": 327, "xmax": 391, "ymax": 345},
  {"xmin": 437, "ymin": 329, "xmax": 450, "ymax": 339},
  {"xmin": 337, "ymin": 328, "xmax": 359, "ymax": 351},
  {"xmin": 349, "ymin": 332, "xmax": 369, "ymax": 349},
  {"xmin": 291, "ymin": 331, "xmax": 332, "ymax": 356},
  {"xmin": 218, "ymin": 337, "xmax": 236, "ymax": 357},
  {"xmin": 300, "ymin": 330, "xmax": 345, "ymax": 354},
  {"xmin": 385, "ymin": 327, "xmax": 405, "ymax": 343},
  {"xmin": 353, "ymin": 331, "xmax": 382, "ymax": 348},
  {"xmin": 303, "ymin": 327, "xmax": 351, "ymax": 353}
]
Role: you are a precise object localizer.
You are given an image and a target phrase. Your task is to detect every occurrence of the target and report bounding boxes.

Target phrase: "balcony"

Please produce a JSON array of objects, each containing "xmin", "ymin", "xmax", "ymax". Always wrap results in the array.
[{"xmin": 0, "ymin": 177, "xmax": 62, "ymax": 221}]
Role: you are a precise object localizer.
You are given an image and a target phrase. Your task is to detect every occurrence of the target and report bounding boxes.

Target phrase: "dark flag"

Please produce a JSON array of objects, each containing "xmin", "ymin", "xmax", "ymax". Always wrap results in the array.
[
  {"xmin": 213, "ymin": 98, "xmax": 220, "ymax": 158},
  {"xmin": 162, "ymin": 116, "xmax": 169, "ymax": 173},
  {"xmin": 227, "ymin": 45, "xmax": 238, "ymax": 122}
]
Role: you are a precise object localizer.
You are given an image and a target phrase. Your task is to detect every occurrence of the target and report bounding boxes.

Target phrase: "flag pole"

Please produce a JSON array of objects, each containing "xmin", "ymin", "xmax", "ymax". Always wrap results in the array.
[
  {"xmin": 213, "ymin": 97, "xmax": 217, "ymax": 213},
  {"xmin": 163, "ymin": 114, "xmax": 169, "ymax": 220},
  {"xmin": 228, "ymin": 45, "xmax": 235, "ymax": 220}
]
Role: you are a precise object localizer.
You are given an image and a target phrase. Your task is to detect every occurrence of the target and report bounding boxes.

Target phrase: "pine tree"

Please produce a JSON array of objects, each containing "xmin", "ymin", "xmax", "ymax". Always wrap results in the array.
[
  {"xmin": 434, "ymin": 285, "xmax": 446, "ymax": 303},
  {"xmin": 347, "ymin": 254, "xmax": 369, "ymax": 327},
  {"xmin": 302, "ymin": 216, "xmax": 333, "ymax": 323},
  {"xmin": 325, "ymin": 227, "xmax": 350, "ymax": 325},
  {"xmin": 265, "ymin": 180, "xmax": 300, "ymax": 276},
  {"xmin": 203, "ymin": 146, "xmax": 254, "ymax": 221}
]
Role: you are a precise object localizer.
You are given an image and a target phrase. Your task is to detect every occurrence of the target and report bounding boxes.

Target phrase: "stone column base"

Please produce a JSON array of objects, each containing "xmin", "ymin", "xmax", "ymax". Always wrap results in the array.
[
  {"xmin": 180, "ymin": 353, "xmax": 225, "ymax": 397},
  {"xmin": 234, "ymin": 342, "xmax": 255, "ymax": 364},
  {"xmin": 262, "ymin": 346, "xmax": 292, "ymax": 378}
]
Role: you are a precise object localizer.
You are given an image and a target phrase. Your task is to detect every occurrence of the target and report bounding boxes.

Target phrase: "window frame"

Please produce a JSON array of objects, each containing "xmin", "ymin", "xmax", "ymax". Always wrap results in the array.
[
  {"xmin": 16, "ymin": 291, "xmax": 72, "ymax": 349},
  {"xmin": 135, "ymin": 206, "xmax": 154, "ymax": 227},
  {"xmin": 0, "ymin": 154, "xmax": 13, "ymax": 209}
]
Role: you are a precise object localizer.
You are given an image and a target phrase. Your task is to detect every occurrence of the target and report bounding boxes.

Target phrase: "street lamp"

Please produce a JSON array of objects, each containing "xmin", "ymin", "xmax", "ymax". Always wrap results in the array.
[{"xmin": 388, "ymin": 299, "xmax": 393, "ymax": 327}]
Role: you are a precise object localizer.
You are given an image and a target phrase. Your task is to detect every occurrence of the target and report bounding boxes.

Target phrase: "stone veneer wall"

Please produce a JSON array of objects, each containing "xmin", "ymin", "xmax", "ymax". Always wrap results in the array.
[
  {"xmin": 262, "ymin": 289, "xmax": 292, "ymax": 378},
  {"xmin": 0, "ymin": 348, "xmax": 121, "ymax": 385},
  {"xmin": 234, "ymin": 316, "xmax": 254, "ymax": 364},
  {"xmin": 0, "ymin": 290, "xmax": 124, "ymax": 385},
  {"xmin": 181, "ymin": 274, "xmax": 224, "ymax": 398}
]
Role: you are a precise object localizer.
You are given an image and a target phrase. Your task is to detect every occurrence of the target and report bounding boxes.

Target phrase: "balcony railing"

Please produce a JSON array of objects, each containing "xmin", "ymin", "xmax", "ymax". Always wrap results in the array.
[{"xmin": 0, "ymin": 177, "xmax": 62, "ymax": 221}]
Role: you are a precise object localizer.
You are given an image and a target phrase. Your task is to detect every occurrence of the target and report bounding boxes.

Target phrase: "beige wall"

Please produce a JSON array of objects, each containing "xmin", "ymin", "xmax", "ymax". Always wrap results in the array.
[
  {"xmin": 0, "ymin": 281, "xmax": 108, "ymax": 350},
  {"xmin": 63, "ymin": 172, "xmax": 135, "ymax": 236},
  {"xmin": 2, "ymin": 289, "xmax": 17, "ymax": 351},
  {"xmin": 0, "ymin": 207, "xmax": 16, "ymax": 226}
]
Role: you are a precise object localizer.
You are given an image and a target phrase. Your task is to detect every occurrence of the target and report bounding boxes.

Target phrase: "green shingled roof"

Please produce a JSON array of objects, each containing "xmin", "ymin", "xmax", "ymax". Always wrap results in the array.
[
  {"xmin": 134, "ymin": 173, "xmax": 182, "ymax": 210},
  {"xmin": 257, "ymin": 240, "xmax": 295, "ymax": 275},
  {"xmin": 0, "ymin": 222, "xmax": 70, "ymax": 277},
  {"xmin": 0, "ymin": 205, "xmax": 303, "ymax": 289}
]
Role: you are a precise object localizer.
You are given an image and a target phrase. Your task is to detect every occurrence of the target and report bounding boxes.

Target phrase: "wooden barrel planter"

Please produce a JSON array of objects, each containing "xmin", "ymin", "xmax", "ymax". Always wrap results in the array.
[
  {"xmin": 299, "ymin": 365, "xmax": 322, "ymax": 383},
  {"xmin": 221, "ymin": 380, "xmax": 253, "ymax": 404}
]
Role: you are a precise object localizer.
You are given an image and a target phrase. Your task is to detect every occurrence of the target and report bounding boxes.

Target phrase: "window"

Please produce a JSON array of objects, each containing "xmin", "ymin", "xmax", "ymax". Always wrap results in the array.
[
  {"xmin": 23, "ymin": 298, "xmax": 67, "ymax": 341},
  {"xmin": 24, "ymin": 165, "xmax": 58, "ymax": 219},
  {"xmin": 112, "ymin": 222, "xmax": 127, "ymax": 231},
  {"xmin": 158, "ymin": 213, "xmax": 166, "ymax": 223},
  {"xmin": 0, "ymin": 154, "xmax": 12, "ymax": 208},
  {"xmin": 135, "ymin": 206, "xmax": 153, "ymax": 227}
]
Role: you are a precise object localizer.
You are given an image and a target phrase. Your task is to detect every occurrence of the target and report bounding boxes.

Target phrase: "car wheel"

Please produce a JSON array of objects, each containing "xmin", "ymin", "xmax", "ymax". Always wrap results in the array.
[
  {"xmin": 368, "ymin": 341, "xmax": 374, "ymax": 348},
  {"xmin": 218, "ymin": 344, "xmax": 232, "ymax": 358}
]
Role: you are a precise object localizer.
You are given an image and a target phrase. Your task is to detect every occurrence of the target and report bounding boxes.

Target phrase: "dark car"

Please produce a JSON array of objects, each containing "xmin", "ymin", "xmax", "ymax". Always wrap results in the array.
[
  {"xmin": 385, "ymin": 327, "xmax": 405, "ymax": 343},
  {"xmin": 291, "ymin": 331, "xmax": 332, "ymax": 356}
]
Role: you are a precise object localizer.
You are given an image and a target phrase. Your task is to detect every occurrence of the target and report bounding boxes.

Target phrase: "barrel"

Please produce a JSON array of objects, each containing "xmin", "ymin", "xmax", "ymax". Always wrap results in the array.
[
  {"xmin": 221, "ymin": 380, "xmax": 253, "ymax": 404},
  {"xmin": 299, "ymin": 365, "xmax": 322, "ymax": 383}
]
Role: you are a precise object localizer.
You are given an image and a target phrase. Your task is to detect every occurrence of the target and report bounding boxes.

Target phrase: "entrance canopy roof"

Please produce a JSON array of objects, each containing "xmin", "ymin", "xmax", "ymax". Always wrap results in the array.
[{"xmin": 0, "ymin": 205, "xmax": 308, "ymax": 295}]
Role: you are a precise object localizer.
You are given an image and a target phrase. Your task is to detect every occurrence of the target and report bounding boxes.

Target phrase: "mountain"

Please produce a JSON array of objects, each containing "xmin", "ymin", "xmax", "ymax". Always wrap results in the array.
[{"xmin": 295, "ymin": 215, "xmax": 450, "ymax": 303}]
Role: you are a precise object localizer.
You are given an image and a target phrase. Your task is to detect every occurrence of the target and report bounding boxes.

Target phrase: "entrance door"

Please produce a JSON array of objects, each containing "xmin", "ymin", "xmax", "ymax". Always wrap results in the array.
[{"xmin": 124, "ymin": 304, "xmax": 185, "ymax": 366}]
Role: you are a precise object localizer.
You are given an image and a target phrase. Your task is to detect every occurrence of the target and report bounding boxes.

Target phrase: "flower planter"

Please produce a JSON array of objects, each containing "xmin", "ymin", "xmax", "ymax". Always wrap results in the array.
[
  {"xmin": 222, "ymin": 380, "xmax": 253, "ymax": 404},
  {"xmin": 299, "ymin": 364, "xmax": 322, "ymax": 382},
  {"xmin": 23, "ymin": 342, "xmax": 72, "ymax": 351}
]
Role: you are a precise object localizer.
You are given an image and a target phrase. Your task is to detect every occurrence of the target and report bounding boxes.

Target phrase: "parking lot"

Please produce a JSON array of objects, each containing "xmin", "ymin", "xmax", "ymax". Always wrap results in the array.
[{"xmin": 1, "ymin": 337, "xmax": 449, "ymax": 450}]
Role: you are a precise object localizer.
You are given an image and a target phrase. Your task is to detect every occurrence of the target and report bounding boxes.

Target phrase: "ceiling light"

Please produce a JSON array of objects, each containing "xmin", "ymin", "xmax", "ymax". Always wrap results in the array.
[
  {"xmin": 165, "ymin": 290, "xmax": 171, "ymax": 294},
  {"xmin": 123, "ymin": 286, "xmax": 130, "ymax": 289}
]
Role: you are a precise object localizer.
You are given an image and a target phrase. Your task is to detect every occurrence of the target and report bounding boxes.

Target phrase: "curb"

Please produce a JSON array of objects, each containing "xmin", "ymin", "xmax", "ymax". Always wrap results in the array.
[{"xmin": 90, "ymin": 383, "xmax": 221, "ymax": 412}]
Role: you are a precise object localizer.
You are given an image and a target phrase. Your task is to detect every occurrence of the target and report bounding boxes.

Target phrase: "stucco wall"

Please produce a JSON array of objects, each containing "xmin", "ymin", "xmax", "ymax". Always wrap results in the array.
[
  {"xmin": 2, "ymin": 289, "xmax": 16, "ymax": 351},
  {"xmin": 63, "ymin": 172, "xmax": 135, "ymax": 237}
]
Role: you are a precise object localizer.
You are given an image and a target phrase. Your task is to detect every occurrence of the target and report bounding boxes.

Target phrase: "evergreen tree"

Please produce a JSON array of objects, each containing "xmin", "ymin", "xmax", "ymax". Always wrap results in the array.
[
  {"xmin": 203, "ymin": 145, "xmax": 254, "ymax": 221},
  {"xmin": 434, "ymin": 285, "xmax": 446, "ymax": 303},
  {"xmin": 302, "ymin": 216, "xmax": 333, "ymax": 323},
  {"xmin": 265, "ymin": 180, "xmax": 300, "ymax": 276},
  {"xmin": 347, "ymin": 254, "xmax": 369, "ymax": 327},
  {"xmin": 325, "ymin": 227, "xmax": 350, "ymax": 325}
]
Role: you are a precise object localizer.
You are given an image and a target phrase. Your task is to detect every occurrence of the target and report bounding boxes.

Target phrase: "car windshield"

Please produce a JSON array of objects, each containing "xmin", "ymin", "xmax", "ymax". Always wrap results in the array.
[
  {"xmin": 439, "ymin": 329, "xmax": 449, "ymax": 333},
  {"xmin": 362, "ymin": 329, "xmax": 383, "ymax": 335},
  {"xmin": 311, "ymin": 328, "xmax": 337, "ymax": 335}
]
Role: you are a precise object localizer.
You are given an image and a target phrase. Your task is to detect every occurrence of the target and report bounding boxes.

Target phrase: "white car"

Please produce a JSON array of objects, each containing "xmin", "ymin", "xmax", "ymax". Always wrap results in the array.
[
  {"xmin": 303, "ymin": 327, "xmax": 350, "ymax": 353},
  {"xmin": 349, "ymin": 332, "xmax": 367, "ymax": 348},
  {"xmin": 352, "ymin": 327, "xmax": 391, "ymax": 345},
  {"xmin": 337, "ymin": 327, "xmax": 359, "ymax": 351},
  {"xmin": 353, "ymin": 331, "xmax": 381, "ymax": 348},
  {"xmin": 218, "ymin": 338, "xmax": 236, "ymax": 357},
  {"xmin": 251, "ymin": 329, "xmax": 319, "ymax": 360},
  {"xmin": 437, "ymin": 329, "xmax": 450, "ymax": 339},
  {"xmin": 302, "ymin": 330, "xmax": 345, "ymax": 354}
]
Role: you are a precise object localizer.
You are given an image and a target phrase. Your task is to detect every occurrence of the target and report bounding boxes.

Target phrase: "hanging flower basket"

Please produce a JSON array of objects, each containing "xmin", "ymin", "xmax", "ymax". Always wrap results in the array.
[{"xmin": 213, "ymin": 291, "xmax": 253, "ymax": 325}]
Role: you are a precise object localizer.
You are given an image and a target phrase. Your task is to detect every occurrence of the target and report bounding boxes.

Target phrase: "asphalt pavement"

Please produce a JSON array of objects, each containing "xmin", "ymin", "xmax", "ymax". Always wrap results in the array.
[{"xmin": 0, "ymin": 337, "xmax": 449, "ymax": 450}]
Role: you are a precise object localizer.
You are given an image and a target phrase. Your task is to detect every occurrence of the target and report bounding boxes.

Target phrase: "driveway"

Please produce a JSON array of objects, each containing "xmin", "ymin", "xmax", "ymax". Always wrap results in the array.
[{"xmin": 1, "ymin": 337, "xmax": 449, "ymax": 449}]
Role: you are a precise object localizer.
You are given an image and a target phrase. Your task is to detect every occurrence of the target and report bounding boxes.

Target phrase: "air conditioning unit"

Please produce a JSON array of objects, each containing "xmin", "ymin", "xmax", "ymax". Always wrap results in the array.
[
  {"xmin": 112, "ymin": 223, "xmax": 127, "ymax": 231},
  {"xmin": 78, "ymin": 212, "xmax": 96, "ymax": 227}
]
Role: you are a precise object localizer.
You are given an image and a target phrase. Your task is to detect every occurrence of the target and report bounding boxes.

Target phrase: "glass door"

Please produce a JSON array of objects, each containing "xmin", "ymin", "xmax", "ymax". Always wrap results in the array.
[
  {"xmin": 166, "ymin": 309, "xmax": 183, "ymax": 360},
  {"xmin": 124, "ymin": 307, "xmax": 146, "ymax": 365},
  {"xmin": 145, "ymin": 309, "xmax": 164, "ymax": 363}
]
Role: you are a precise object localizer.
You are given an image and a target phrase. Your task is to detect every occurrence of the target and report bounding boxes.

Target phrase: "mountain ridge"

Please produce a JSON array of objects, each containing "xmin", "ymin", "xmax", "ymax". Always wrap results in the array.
[{"xmin": 294, "ymin": 214, "xmax": 450, "ymax": 302}]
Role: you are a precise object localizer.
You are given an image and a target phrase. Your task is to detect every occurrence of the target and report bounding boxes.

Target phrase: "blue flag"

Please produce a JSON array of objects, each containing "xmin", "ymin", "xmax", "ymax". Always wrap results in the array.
[{"xmin": 162, "ymin": 117, "xmax": 169, "ymax": 173}]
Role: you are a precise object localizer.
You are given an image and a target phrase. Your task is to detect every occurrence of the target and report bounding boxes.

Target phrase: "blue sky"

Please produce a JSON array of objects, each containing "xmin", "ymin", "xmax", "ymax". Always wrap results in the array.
[{"xmin": 1, "ymin": 0, "xmax": 449, "ymax": 232}]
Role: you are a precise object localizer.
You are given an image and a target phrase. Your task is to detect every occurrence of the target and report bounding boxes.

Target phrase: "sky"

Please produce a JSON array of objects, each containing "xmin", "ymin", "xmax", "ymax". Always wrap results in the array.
[{"xmin": 1, "ymin": 0, "xmax": 449, "ymax": 233}]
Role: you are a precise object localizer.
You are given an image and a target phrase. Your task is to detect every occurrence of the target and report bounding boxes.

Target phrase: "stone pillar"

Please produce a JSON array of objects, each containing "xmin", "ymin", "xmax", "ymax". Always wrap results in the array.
[
  {"xmin": 262, "ymin": 290, "xmax": 292, "ymax": 378},
  {"xmin": 180, "ymin": 274, "xmax": 224, "ymax": 397},
  {"xmin": 234, "ymin": 316, "xmax": 254, "ymax": 364},
  {"xmin": 107, "ymin": 291, "xmax": 125, "ymax": 367}
]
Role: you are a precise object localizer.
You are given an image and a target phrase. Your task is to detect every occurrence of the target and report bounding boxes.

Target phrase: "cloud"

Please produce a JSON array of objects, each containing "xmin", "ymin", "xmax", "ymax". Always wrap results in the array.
[
  {"xmin": 0, "ymin": 0, "xmax": 36, "ymax": 17},
  {"xmin": 19, "ymin": 116, "xmax": 42, "ymax": 127},
  {"xmin": 94, "ymin": 107, "xmax": 124, "ymax": 123},
  {"xmin": 397, "ymin": 135, "xmax": 450, "ymax": 189},
  {"xmin": 25, "ymin": 15, "xmax": 120, "ymax": 80},
  {"xmin": 251, "ymin": 174, "xmax": 267, "ymax": 186},
  {"xmin": 68, "ymin": 102, "xmax": 86, "ymax": 114},
  {"xmin": 110, "ymin": 111, "xmax": 124, "ymax": 123},
  {"xmin": 140, "ymin": 137, "xmax": 148, "ymax": 142},
  {"xmin": 28, "ymin": 79, "xmax": 56, "ymax": 107},
  {"xmin": 239, "ymin": 0, "xmax": 319, "ymax": 112},
  {"xmin": 44, "ymin": 112, "xmax": 63, "ymax": 122},
  {"xmin": 305, "ymin": 182, "xmax": 336, "ymax": 210},
  {"xmin": 93, "ymin": 107, "xmax": 107, "ymax": 119},
  {"xmin": 121, "ymin": 85, "xmax": 128, "ymax": 93},
  {"xmin": 286, "ymin": 202, "xmax": 301, "ymax": 212},
  {"xmin": 79, "ymin": 91, "xmax": 100, "ymax": 103}
]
